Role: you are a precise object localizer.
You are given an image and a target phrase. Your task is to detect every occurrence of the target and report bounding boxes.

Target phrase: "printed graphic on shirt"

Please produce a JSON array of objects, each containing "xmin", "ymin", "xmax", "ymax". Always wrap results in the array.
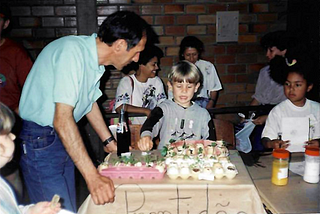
[
  {"xmin": 116, "ymin": 92, "xmax": 130, "ymax": 104},
  {"xmin": 142, "ymin": 85, "xmax": 166, "ymax": 109},
  {"xmin": 169, "ymin": 118, "xmax": 196, "ymax": 142},
  {"xmin": 204, "ymin": 65, "xmax": 210, "ymax": 75}
]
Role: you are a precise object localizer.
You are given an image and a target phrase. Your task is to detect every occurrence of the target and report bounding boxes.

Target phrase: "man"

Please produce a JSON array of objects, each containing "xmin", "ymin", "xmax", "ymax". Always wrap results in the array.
[
  {"xmin": 0, "ymin": 3, "xmax": 33, "ymax": 202},
  {"xmin": 19, "ymin": 11, "xmax": 149, "ymax": 212}
]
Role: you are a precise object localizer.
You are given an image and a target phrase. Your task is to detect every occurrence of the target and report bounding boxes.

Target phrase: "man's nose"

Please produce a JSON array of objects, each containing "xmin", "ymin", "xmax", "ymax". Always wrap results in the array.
[{"xmin": 132, "ymin": 53, "xmax": 140, "ymax": 62}]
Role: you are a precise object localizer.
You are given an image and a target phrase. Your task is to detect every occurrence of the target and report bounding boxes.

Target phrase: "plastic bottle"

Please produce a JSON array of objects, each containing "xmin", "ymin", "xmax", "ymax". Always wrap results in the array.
[
  {"xmin": 116, "ymin": 104, "xmax": 130, "ymax": 156},
  {"xmin": 272, "ymin": 149, "xmax": 289, "ymax": 185},
  {"xmin": 303, "ymin": 147, "xmax": 320, "ymax": 184}
]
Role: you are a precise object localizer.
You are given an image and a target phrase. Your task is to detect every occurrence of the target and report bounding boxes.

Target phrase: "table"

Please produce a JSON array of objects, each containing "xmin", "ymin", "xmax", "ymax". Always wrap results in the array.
[
  {"xmin": 78, "ymin": 150, "xmax": 266, "ymax": 214},
  {"xmin": 246, "ymin": 152, "xmax": 320, "ymax": 214}
]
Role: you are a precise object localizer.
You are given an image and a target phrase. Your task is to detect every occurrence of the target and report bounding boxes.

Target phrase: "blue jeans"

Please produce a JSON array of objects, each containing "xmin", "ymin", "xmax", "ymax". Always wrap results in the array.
[
  {"xmin": 19, "ymin": 120, "xmax": 76, "ymax": 212},
  {"xmin": 194, "ymin": 97, "xmax": 209, "ymax": 108}
]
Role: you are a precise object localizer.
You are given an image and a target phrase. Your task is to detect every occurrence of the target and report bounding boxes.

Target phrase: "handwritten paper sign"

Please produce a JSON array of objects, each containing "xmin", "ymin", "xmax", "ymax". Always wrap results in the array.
[
  {"xmin": 78, "ymin": 183, "xmax": 266, "ymax": 214},
  {"xmin": 281, "ymin": 117, "xmax": 309, "ymax": 152}
]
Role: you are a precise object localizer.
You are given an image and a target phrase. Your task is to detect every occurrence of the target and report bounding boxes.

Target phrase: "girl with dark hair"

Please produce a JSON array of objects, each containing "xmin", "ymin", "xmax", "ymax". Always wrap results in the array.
[{"xmin": 262, "ymin": 55, "xmax": 320, "ymax": 149}]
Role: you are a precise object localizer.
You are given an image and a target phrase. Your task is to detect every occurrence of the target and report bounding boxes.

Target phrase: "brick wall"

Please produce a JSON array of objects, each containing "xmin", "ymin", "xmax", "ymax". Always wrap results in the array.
[{"xmin": 3, "ymin": 0, "xmax": 288, "ymax": 111}]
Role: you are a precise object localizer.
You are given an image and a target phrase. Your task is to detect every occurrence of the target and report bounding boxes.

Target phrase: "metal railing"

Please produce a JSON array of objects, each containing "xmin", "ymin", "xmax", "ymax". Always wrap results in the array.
[{"xmin": 103, "ymin": 105, "xmax": 275, "ymax": 119}]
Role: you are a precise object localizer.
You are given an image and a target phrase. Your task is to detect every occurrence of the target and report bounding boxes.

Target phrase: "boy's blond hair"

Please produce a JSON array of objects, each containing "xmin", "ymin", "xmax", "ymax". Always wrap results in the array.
[
  {"xmin": 0, "ymin": 102, "xmax": 15, "ymax": 135},
  {"xmin": 168, "ymin": 60, "xmax": 202, "ymax": 84}
]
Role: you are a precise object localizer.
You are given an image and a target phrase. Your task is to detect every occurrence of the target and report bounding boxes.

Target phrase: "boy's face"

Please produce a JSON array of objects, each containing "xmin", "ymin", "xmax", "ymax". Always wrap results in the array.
[
  {"xmin": 140, "ymin": 56, "xmax": 159, "ymax": 79},
  {"xmin": 183, "ymin": 47, "xmax": 199, "ymax": 64},
  {"xmin": 284, "ymin": 72, "xmax": 313, "ymax": 107},
  {"xmin": 167, "ymin": 80, "xmax": 200, "ymax": 108},
  {"xmin": 266, "ymin": 46, "xmax": 286, "ymax": 61},
  {"xmin": 0, "ymin": 133, "xmax": 16, "ymax": 168}
]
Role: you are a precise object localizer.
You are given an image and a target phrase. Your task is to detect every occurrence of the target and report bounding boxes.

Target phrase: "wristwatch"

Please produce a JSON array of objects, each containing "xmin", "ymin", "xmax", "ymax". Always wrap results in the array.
[{"xmin": 103, "ymin": 136, "xmax": 115, "ymax": 147}]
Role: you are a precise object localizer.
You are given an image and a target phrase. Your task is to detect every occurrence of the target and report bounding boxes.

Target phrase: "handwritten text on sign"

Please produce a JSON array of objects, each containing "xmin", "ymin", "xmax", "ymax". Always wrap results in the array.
[{"xmin": 109, "ymin": 183, "xmax": 255, "ymax": 214}]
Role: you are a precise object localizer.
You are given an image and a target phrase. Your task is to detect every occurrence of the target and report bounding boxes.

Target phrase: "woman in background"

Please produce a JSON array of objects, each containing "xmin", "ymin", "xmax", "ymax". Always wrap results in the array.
[
  {"xmin": 178, "ymin": 36, "xmax": 222, "ymax": 109},
  {"xmin": 114, "ymin": 45, "xmax": 166, "ymax": 125}
]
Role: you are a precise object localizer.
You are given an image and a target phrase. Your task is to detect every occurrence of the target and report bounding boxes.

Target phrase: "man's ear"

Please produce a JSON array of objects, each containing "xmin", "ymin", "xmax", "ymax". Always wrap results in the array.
[
  {"xmin": 113, "ymin": 39, "xmax": 127, "ymax": 53},
  {"xmin": 194, "ymin": 82, "xmax": 200, "ymax": 92},
  {"xmin": 167, "ymin": 81, "xmax": 173, "ymax": 91},
  {"xmin": 307, "ymin": 83, "xmax": 313, "ymax": 92},
  {"xmin": 3, "ymin": 20, "xmax": 10, "ymax": 30}
]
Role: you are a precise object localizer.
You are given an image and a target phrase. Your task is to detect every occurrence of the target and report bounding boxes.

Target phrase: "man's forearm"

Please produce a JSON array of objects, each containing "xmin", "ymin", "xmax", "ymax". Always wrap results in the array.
[
  {"xmin": 87, "ymin": 102, "xmax": 113, "ymax": 141},
  {"xmin": 54, "ymin": 103, "xmax": 98, "ymax": 181}
]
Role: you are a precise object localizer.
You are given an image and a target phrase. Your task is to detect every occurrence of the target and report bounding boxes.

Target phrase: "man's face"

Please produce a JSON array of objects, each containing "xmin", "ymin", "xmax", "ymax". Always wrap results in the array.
[{"xmin": 116, "ymin": 36, "xmax": 147, "ymax": 70}]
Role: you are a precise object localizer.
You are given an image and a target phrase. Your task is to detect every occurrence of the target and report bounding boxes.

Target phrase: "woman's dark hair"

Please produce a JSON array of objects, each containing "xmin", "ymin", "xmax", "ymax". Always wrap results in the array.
[
  {"xmin": 138, "ymin": 45, "xmax": 163, "ymax": 66},
  {"xmin": 122, "ymin": 45, "xmax": 163, "ymax": 72},
  {"xmin": 98, "ymin": 11, "xmax": 150, "ymax": 50},
  {"xmin": 269, "ymin": 50, "xmax": 314, "ymax": 86},
  {"xmin": 260, "ymin": 30, "xmax": 299, "ymax": 51},
  {"xmin": 179, "ymin": 36, "xmax": 204, "ymax": 61}
]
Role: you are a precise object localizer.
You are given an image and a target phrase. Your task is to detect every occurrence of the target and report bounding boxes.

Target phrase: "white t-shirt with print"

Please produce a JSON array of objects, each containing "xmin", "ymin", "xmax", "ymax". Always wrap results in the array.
[
  {"xmin": 262, "ymin": 99, "xmax": 320, "ymax": 141},
  {"xmin": 114, "ymin": 74, "xmax": 167, "ymax": 124},
  {"xmin": 195, "ymin": 59, "xmax": 222, "ymax": 98}
]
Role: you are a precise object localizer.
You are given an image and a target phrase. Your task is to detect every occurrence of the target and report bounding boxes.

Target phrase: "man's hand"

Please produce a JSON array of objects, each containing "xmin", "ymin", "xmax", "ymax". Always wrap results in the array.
[
  {"xmin": 87, "ymin": 174, "xmax": 115, "ymax": 205},
  {"xmin": 137, "ymin": 136, "xmax": 153, "ymax": 151},
  {"xmin": 104, "ymin": 140, "xmax": 117, "ymax": 153}
]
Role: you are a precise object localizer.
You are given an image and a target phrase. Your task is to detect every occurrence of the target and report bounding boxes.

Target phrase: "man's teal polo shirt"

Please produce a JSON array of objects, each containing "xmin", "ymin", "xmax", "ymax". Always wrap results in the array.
[{"xmin": 20, "ymin": 33, "xmax": 105, "ymax": 127}]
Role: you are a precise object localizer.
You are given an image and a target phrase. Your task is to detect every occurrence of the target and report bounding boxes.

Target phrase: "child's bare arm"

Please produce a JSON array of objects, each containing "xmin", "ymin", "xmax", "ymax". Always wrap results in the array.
[{"xmin": 262, "ymin": 137, "xmax": 290, "ymax": 149}]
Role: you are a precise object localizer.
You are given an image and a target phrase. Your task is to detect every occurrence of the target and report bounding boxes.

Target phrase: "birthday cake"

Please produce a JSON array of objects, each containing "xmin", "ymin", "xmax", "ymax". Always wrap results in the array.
[{"xmin": 162, "ymin": 140, "xmax": 238, "ymax": 180}]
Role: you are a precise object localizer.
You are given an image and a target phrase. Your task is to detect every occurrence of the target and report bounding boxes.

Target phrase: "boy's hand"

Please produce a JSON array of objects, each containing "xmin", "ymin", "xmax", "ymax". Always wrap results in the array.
[
  {"xmin": 28, "ymin": 201, "xmax": 61, "ymax": 214},
  {"xmin": 137, "ymin": 136, "xmax": 153, "ymax": 151},
  {"xmin": 269, "ymin": 139, "xmax": 290, "ymax": 149},
  {"xmin": 305, "ymin": 139, "xmax": 320, "ymax": 148}
]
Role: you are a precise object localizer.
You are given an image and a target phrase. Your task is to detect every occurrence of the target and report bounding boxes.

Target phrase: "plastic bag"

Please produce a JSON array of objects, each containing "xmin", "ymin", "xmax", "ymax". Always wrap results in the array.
[{"xmin": 235, "ymin": 113, "xmax": 256, "ymax": 153}]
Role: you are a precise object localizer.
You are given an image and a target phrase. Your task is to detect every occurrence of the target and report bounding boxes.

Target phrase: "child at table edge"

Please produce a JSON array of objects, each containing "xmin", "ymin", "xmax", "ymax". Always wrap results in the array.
[
  {"xmin": 261, "ymin": 55, "xmax": 320, "ymax": 149},
  {"xmin": 0, "ymin": 102, "xmax": 62, "ymax": 214},
  {"xmin": 137, "ymin": 60, "xmax": 216, "ymax": 151}
]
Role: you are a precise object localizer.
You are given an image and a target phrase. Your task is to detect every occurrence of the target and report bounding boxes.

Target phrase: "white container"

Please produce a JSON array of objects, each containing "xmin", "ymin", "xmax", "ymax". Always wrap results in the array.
[{"xmin": 303, "ymin": 147, "xmax": 320, "ymax": 184}]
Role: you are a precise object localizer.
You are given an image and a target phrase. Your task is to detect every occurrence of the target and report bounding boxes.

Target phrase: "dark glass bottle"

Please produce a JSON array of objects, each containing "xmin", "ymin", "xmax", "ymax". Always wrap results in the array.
[{"xmin": 116, "ymin": 105, "xmax": 131, "ymax": 156}]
